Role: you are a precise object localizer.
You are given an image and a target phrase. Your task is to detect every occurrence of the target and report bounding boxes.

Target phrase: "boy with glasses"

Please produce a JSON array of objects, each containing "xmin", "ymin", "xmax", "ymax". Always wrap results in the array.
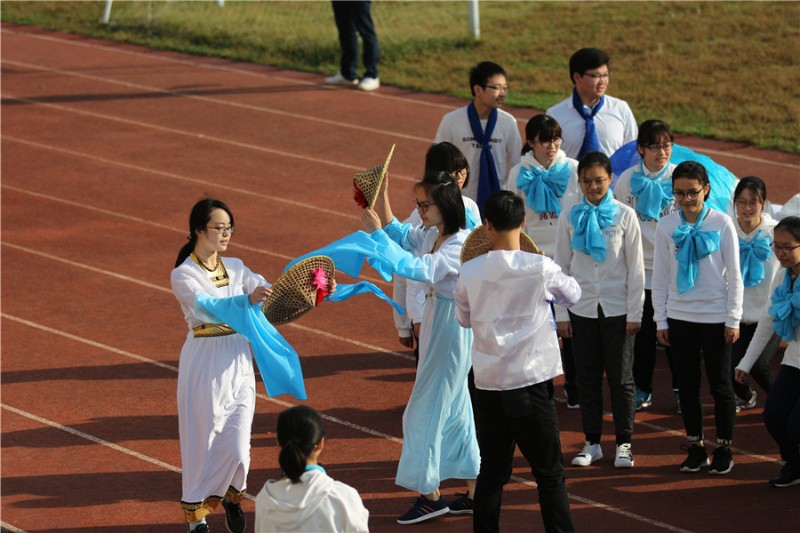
[
  {"xmin": 434, "ymin": 61, "xmax": 522, "ymax": 213},
  {"xmin": 547, "ymin": 48, "xmax": 638, "ymax": 160}
]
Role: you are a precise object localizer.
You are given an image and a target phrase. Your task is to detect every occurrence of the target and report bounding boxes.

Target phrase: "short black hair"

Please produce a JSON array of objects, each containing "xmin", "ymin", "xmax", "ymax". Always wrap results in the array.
[
  {"xmin": 775, "ymin": 216, "xmax": 800, "ymax": 243},
  {"xmin": 522, "ymin": 114, "xmax": 563, "ymax": 155},
  {"xmin": 483, "ymin": 190, "xmax": 525, "ymax": 231},
  {"xmin": 569, "ymin": 48, "xmax": 609, "ymax": 84},
  {"xmin": 425, "ymin": 142, "xmax": 470, "ymax": 189},
  {"xmin": 734, "ymin": 175, "xmax": 767, "ymax": 204},
  {"xmin": 577, "ymin": 151, "xmax": 612, "ymax": 178},
  {"xmin": 672, "ymin": 161, "xmax": 710, "ymax": 201},
  {"xmin": 637, "ymin": 119, "xmax": 674, "ymax": 148},
  {"xmin": 469, "ymin": 61, "xmax": 506, "ymax": 96}
]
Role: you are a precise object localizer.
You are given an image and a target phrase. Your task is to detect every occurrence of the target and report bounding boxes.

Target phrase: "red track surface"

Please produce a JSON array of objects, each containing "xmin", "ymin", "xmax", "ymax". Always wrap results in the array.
[{"xmin": 2, "ymin": 24, "xmax": 799, "ymax": 532}]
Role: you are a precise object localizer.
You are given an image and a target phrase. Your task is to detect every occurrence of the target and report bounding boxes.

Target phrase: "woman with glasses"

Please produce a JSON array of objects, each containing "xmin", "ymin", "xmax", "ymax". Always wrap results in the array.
[
  {"xmin": 508, "ymin": 114, "xmax": 582, "ymax": 408},
  {"xmin": 613, "ymin": 120, "xmax": 681, "ymax": 413},
  {"xmin": 363, "ymin": 171, "xmax": 479, "ymax": 525},
  {"xmin": 729, "ymin": 177, "xmax": 782, "ymax": 411},
  {"xmin": 393, "ymin": 143, "xmax": 480, "ymax": 363},
  {"xmin": 652, "ymin": 161, "xmax": 744, "ymax": 475},
  {"xmin": 554, "ymin": 151, "xmax": 644, "ymax": 470},
  {"xmin": 735, "ymin": 216, "xmax": 800, "ymax": 488},
  {"xmin": 171, "ymin": 198, "xmax": 272, "ymax": 533}
]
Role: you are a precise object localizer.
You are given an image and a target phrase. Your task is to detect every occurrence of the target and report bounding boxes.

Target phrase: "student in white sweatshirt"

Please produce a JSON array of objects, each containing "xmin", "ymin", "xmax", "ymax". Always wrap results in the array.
[
  {"xmin": 652, "ymin": 161, "xmax": 743, "ymax": 475},
  {"xmin": 554, "ymin": 151, "xmax": 645, "ymax": 469},
  {"xmin": 508, "ymin": 114, "xmax": 582, "ymax": 409},
  {"xmin": 735, "ymin": 216, "xmax": 800, "ymax": 488},
  {"xmin": 255, "ymin": 406, "xmax": 369, "ymax": 532},
  {"xmin": 613, "ymin": 119, "xmax": 679, "ymax": 412},
  {"xmin": 730, "ymin": 177, "xmax": 782, "ymax": 411}
]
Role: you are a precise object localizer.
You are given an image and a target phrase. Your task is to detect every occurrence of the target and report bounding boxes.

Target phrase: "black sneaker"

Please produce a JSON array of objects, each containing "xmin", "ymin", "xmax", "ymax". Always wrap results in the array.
[
  {"xmin": 447, "ymin": 492, "xmax": 474, "ymax": 515},
  {"xmin": 680, "ymin": 444, "xmax": 709, "ymax": 472},
  {"xmin": 189, "ymin": 524, "xmax": 210, "ymax": 533},
  {"xmin": 564, "ymin": 385, "xmax": 580, "ymax": 409},
  {"xmin": 770, "ymin": 463, "xmax": 800, "ymax": 488},
  {"xmin": 221, "ymin": 500, "xmax": 246, "ymax": 533},
  {"xmin": 709, "ymin": 446, "xmax": 734, "ymax": 475},
  {"xmin": 397, "ymin": 495, "xmax": 450, "ymax": 525}
]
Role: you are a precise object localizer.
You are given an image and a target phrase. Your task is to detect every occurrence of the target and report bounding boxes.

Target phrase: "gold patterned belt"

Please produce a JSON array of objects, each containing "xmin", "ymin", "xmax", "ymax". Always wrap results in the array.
[{"xmin": 192, "ymin": 323, "xmax": 236, "ymax": 337}]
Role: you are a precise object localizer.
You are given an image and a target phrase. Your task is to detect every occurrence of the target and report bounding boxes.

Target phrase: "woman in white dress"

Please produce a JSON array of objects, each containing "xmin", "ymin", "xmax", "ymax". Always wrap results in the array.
[{"xmin": 171, "ymin": 198, "xmax": 272, "ymax": 533}]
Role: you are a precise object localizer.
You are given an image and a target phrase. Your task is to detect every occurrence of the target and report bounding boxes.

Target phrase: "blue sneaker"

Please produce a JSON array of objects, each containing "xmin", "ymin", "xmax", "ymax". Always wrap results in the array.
[
  {"xmin": 447, "ymin": 492, "xmax": 474, "ymax": 515},
  {"xmin": 635, "ymin": 388, "xmax": 653, "ymax": 411},
  {"xmin": 397, "ymin": 495, "xmax": 450, "ymax": 525}
]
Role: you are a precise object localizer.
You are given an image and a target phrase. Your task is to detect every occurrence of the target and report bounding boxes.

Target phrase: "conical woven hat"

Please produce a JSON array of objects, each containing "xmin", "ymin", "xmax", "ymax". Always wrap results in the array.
[
  {"xmin": 353, "ymin": 144, "xmax": 396, "ymax": 208},
  {"xmin": 460, "ymin": 225, "xmax": 540, "ymax": 264},
  {"xmin": 263, "ymin": 256, "xmax": 335, "ymax": 326}
]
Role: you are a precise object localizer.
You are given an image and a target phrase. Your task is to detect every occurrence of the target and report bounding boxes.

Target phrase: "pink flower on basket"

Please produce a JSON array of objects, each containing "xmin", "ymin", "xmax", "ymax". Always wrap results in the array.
[
  {"xmin": 310, "ymin": 267, "xmax": 329, "ymax": 305},
  {"xmin": 353, "ymin": 179, "xmax": 369, "ymax": 208}
]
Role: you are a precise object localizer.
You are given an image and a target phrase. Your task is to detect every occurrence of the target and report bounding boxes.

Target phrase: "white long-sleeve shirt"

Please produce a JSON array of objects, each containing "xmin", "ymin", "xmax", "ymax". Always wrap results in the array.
[
  {"xmin": 735, "ymin": 213, "xmax": 780, "ymax": 324},
  {"xmin": 553, "ymin": 199, "xmax": 645, "ymax": 322},
  {"xmin": 736, "ymin": 269, "xmax": 799, "ymax": 372},
  {"xmin": 546, "ymin": 94, "xmax": 638, "ymax": 159},
  {"xmin": 455, "ymin": 250, "xmax": 581, "ymax": 391},
  {"xmin": 652, "ymin": 209, "xmax": 744, "ymax": 329},
  {"xmin": 613, "ymin": 162, "xmax": 678, "ymax": 288},
  {"xmin": 434, "ymin": 105, "xmax": 522, "ymax": 204},
  {"xmin": 506, "ymin": 150, "xmax": 582, "ymax": 258}
]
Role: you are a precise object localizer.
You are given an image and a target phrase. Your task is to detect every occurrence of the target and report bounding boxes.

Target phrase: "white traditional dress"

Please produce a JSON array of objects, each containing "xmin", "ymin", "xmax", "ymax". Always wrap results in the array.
[
  {"xmin": 171, "ymin": 253, "xmax": 269, "ymax": 521},
  {"xmin": 382, "ymin": 220, "xmax": 481, "ymax": 494}
]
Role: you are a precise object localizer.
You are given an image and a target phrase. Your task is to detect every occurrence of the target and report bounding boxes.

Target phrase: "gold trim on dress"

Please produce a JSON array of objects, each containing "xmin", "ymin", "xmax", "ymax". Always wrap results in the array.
[
  {"xmin": 181, "ymin": 486, "xmax": 246, "ymax": 522},
  {"xmin": 192, "ymin": 323, "xmax": 236, "ymax": 337},
  {"xmin": 190, "ymin": 252, "xmax": 230, "ymax": 288}
]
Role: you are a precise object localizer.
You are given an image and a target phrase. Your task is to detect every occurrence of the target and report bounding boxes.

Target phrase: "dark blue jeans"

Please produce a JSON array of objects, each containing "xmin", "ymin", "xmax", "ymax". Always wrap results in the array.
[
  {"xmin": 472, "ymin": 381, "xmax": 574, "ymax": 533},
  {"xmin": 331, "ymin": 0, "xmax": 379, "ymax": 79}
]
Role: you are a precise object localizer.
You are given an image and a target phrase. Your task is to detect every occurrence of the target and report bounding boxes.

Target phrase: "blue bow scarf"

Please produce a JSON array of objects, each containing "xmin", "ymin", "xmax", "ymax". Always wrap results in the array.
[
  {"xmin": 516, "ymin": 161, "xmax": 571, "ymax": 216},
  {"xmin": 769, "ymin": 270, "xmax": 800, "ymax": 342},
  {"xmin": 572, "ymin": 89, "xmax": 605, "ymax": 159},
  {"xmin": 194, "ymin": 293, "xmax": 307, "ymax": 400},
  {"xmin": 569, "ymin": 190, "xmax": 618, "ymax": 262},
  {"xmin": 465, "ymin": 206, "xmax": 479, "ymax": 230},
  {"xmin": 630, "ymin": 161, "xmax": 673, "ymax": 221},
  {"xmin": 671, "ymin": 206, "xmax": 721, "ymax": 294},
  {"xmin": 467, "ymin": 102, "xmax": 499, "ymax": 214},
  {"xmin": 739, "ymin": 230, "xmax": 772, "ymax": 288}
]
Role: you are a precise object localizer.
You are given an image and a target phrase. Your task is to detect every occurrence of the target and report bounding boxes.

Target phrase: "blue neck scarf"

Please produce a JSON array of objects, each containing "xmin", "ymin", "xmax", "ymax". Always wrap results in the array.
[
  {"xmin": 739, "ymin": 229, "xmax": 772, "ymax": 288},
  {"xmin": 516, "ymin": 161, "xmax": 571, "ymax": 216},
  {"xmin": 630, "ymin": 161, "xmax": 673, "ymax": 221},
  {"xmin": 305, "ymin": 464, "xmax": 327, "ymax": 474},
  {"xmin": 467, "ymin": 102, "xmax": 499, "ymax": 214},
  {"xmin": 572, "ymin": 89, "xmax": 605, "ymax": 158},
  {"xmin": 569, "ymin": 190, "xmax": 618, "ymax": 262},
  {"xmin": 769, "ymin": 270, "xmax": 800, "ymax": 342},
  {"xmin": 672, "ymin": 206, "xmax": 720, "ymax": 294}
]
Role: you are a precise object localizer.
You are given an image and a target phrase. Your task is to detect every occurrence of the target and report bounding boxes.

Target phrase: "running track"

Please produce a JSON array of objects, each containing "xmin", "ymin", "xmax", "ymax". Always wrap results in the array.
[{"xmin": 2, "ymin": 24, "xmax": 799, "ymax": 532}]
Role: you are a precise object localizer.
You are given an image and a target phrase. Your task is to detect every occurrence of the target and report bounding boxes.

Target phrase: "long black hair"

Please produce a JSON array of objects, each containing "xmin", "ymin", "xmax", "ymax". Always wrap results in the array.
[
  {"xmin": 174, "ymin": 198, "xmax": 234, "ymax": 268},
  {"xmin": 277, "ymin": 405, "xmax": 326, "ymax": 484},
  {"xmin": 416, "ymin": 171, "xmax": 466, "ymax": 236}
]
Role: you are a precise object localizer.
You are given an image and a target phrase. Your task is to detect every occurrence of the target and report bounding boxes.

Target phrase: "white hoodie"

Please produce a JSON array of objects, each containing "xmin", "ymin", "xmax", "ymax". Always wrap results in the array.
[{"xmin": 255, "ymin": 469, "xmax": 369, "ymax": 532}]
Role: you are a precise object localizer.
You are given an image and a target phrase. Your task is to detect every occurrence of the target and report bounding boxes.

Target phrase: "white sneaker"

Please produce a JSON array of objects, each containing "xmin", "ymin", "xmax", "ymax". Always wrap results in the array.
[
  {"xmin": 325, "ymin": 72, "xmax": 358, "ymax": 85},
  {"xmin": 572, "ymin": 442, "xmax": 602, "ymax": 466},
  {"xmin": 357, "ymin": 76, "xmax": 380, "ymax": 91},
  {"xmin": 614, "ymin": 443, "xmax": 634, "ymax": 468}
]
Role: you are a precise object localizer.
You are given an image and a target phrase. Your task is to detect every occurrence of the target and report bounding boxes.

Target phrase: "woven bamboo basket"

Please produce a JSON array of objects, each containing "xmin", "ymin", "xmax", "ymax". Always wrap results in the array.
[
  {"xmin": 353, "ymin": 144, "xmax": 396, "ymax": 208},
  {"xmin": 263, "ymin": 256, "xmax": 335, "ymax": 325},
  {"xmin": 460, "ymin": 225, "xmax": 540, "ymax": 264}
]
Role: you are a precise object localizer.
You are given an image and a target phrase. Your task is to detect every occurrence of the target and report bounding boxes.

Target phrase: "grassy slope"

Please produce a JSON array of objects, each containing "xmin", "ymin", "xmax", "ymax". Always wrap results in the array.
[{"xmin": 3, "ymin": 0, "xmax": 799, "ymax": 153}]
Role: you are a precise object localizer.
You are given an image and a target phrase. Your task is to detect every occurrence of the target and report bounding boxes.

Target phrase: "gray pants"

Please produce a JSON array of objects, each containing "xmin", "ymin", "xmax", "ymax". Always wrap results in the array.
[{"xmin": 569, "ymin": 308, "xmax": 635, "ymax": 444}]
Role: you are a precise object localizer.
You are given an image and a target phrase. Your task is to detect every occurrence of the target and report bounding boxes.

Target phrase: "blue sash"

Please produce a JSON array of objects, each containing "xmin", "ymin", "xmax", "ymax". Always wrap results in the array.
[
  {"xmin": 572, "ymin": 89, "xmax": 605, "ymax": 158},
  {"xmin": 467, "ymin": 102, "xmax": 499, "ymax": 213}
]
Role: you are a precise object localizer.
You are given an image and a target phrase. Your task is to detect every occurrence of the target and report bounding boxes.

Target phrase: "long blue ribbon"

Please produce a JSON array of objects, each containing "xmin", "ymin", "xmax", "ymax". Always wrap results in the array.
[{"xmin": 467, "ymin": 101, "xmax": 499, "ymax": 214}]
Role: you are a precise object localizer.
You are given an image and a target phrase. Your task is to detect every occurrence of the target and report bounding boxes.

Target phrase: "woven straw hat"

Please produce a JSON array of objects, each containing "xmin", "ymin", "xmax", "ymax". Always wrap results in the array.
[
  {"xmin": 263, "ymin": 256, "xmax": 335, "ymax": 325},
  {"xmin": 460, "ymin": 225, "xmax": 540, "ymax": 264},
  {"xmin": 353, "ymin": 144, "xmax": 396, "ymax": 208}
]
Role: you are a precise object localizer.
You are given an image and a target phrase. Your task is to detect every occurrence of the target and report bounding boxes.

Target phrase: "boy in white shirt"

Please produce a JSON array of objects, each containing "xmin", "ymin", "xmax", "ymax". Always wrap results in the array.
[
  {"xmin": 455, "ymin": 190, "xmax": 579, "ymax": 533},
  {"xmin": 554, "ymin": 151, "xmax": 645, "ymax": 469}
]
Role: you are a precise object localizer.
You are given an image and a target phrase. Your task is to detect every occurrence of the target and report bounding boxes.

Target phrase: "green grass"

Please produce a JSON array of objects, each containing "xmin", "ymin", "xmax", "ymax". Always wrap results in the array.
[{"xmin": 3, "ymin": 0, "xmax": 799, "ymax": 153}]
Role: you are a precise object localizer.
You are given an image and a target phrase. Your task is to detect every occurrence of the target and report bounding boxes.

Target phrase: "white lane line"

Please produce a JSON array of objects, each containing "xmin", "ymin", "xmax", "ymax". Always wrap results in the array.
[
  {"xmin": 2, "ymin": 136, "xmax": 362, "ymax": 220},
  {"xmin": 4, "ymin": 30, "xmax": 796, "ymax": 171},
  {"xmin": 0, "ymin": 187, "xmax": 387, "ymax": 286},
  {"xmin": 1, "ymin": 403, "xmax": 182, "ymax": 473},
  {"xmin": 0, "ymin": 521, "xmax": 30, "ymax": 533},
  {"xmin": 3, "ymin": 58, "xmax": 430, "ymax": 144}
]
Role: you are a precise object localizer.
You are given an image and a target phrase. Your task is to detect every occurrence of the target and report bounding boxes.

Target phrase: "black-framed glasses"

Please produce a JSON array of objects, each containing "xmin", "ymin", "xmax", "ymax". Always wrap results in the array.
[
  {"xmin": 579, "ymin": 176, "xmax": 610, "ymax": 187},
  {"xmin": 673, "ymin": 189, "xmax": 703, "ymax": 200},
  {"xmin": 415, "ymin": 200, "xmax": 436, "ymax": 213},
  {"xmin": 482, "ymin": 84, "xmax": 509, "ymax": 93},
  {"xmin": 771, "ymin": 243, "xmax": 800, "ymax": 254},
  {"xmin": 206, "ymin": 225, "xmax": 235, "ymax": 235},
  {"xmin": 581, "ymin": 72, "xmax": 611, "ymax": 82},
  {"xmin": 536, "ymin": 137, "xmax": 563, "ymax": 148}
]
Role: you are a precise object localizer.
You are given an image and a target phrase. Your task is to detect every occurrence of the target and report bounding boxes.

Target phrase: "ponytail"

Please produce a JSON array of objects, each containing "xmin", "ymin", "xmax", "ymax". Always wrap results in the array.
[{"xmin": 276, "ymin": 405, "xmax": 326, "ymax": 484}]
